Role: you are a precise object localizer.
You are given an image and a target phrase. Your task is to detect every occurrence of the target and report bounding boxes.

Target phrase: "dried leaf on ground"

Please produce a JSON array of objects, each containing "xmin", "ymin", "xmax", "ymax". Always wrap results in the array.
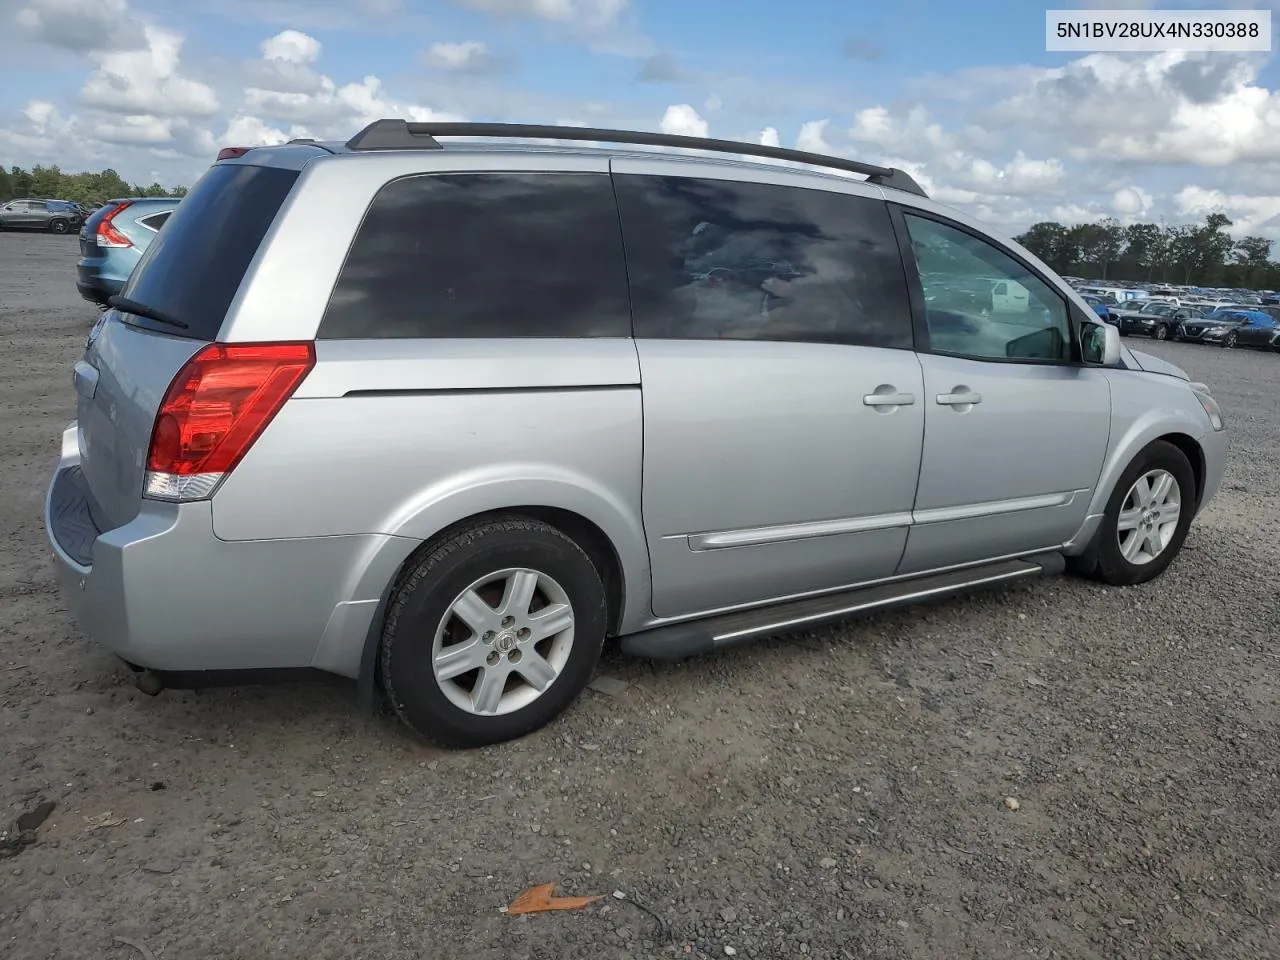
[
  {"xmin": 505, "ymin": 882, "xmax": 603, "ymax": 915},
  {"xmin": 85, "ymin": 812, "xmax": 127, "ymax": 829}
]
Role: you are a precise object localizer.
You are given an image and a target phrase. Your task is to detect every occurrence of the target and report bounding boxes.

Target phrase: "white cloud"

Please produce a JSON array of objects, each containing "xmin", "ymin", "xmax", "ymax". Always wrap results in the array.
[
  {"xmin": 659, "ymin": 103, "xmax": 707, "ymax": 138},
  {"xmin": 81, "ymin": 25, "xmax": 218, "ymax": 117},
  {"xmin": 758, "ymin": 126, "xmax": 780, "ymax": 148},
  {"xmin": 1113, "ymin": 186, "xmax": 1152, "ymax": 217},
  {"xmin": 795, "ymin": 119, "xmax": 832, "ymax": 153},
  {"xmin": 1174, "ymin": 185, "xmax": 1280, "ymax": 236},
  {"xmin": 262, "ymin": 29, "xmax": 322, "ymax": 64},
  {"xmin": 92, "ymin": 114, "xmax": 174, "ymax": 145},
  {"xmin": 449, "ymin": 0, "xmax": 626, "ymax": 26},
  {"xmin": 422, "ymin": 41, "xmax": 503, "ymax": 73},
  {"xmin": 23, "ymin": 100, "xmax": 60, "ymax": 130},
  {"xmin": 16, "ymin": 0, "xmax": 145, "ymax": 53},
  {"xmin": 222, "ymin": 114, "xmax": 291, "ymax": 146}
]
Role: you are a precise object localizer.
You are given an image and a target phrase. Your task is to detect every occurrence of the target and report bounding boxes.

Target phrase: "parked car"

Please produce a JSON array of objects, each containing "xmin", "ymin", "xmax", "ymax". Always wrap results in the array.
[
  {"xmin": 44, "ymin": 120, "xmax": 1228, "ymax": 747},
  {"xmin": 1079, "ymin": 293, "xmax": 1117, "ymax": 323},
  {"xmin": 1112, "ymin": 301, "xmax": 1204, "ymax": 340},
  {"xmin": 1180, "ymin": 309, "xmax": 1280, "ymax": 349},
  {"xmin": 75, "ymin": 198, "xmax": 179, "ymax": 306},
  {"xmin": 0, "ymin": 197, "xmax": 84, "ymax": 233}
]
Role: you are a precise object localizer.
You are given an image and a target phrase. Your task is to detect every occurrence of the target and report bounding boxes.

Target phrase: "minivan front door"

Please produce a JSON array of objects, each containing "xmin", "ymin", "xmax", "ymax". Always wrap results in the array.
[
  {"xmin": 895, "ymin": 210, "xmax": 1112, "ymax": 574},
  {"xmin": 613, "ymin": 164, "xmax": 925, "ymax": 619}
]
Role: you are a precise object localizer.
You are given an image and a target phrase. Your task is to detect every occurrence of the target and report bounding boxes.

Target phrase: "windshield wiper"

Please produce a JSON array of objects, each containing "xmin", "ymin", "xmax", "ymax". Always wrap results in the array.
[{"xmin": 107, "ymin": 295, "xmax": 189, "ymax": 330}]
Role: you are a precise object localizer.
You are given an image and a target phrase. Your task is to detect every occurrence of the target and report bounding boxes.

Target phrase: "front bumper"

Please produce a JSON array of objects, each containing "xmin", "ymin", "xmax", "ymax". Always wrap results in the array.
[
  {"xmin": 1176, "ymin": 323, "xmax": 1224, "ymax": 342},
  {"xmin": 1198, "ymin": 420, "xmax": 1228, "ymax": 513},
  {"xmin": 45, "ymin": 421, "xmax": 408, "ymax": 677},
  {"xmin": 1119, "ymin": 316, "xmax": 1156, "ymax": 335}
]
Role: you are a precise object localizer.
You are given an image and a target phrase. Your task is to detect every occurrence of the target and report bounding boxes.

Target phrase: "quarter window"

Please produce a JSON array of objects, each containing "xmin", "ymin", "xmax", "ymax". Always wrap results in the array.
[
  {"xmin": 904, "ymin": 214, "xmax": 1073, "ymax": 362},
  {"xmin": 319, "ymin": 173, "xmax": 631, "ymax": 339},
  {"xmin": 615, "ymin": 175, "xmax": 914, "ymax": 348}
]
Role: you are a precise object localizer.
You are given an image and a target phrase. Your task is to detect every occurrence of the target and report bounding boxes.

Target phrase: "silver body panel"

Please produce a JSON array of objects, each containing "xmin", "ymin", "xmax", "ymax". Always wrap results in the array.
[{"xmin": 45, "ymin": 138, "xmax": 1228, "ymax": 678}]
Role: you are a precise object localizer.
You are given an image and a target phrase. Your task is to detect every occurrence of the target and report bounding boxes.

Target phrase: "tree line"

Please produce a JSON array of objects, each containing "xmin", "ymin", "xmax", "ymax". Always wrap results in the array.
[
  {"xmin": 1014, "ymin": 214, "xmax": 1279, "ymax": 291},
  {"xmin": 0, "ymin": 164, "xmax": 188, "ymax": 208}
]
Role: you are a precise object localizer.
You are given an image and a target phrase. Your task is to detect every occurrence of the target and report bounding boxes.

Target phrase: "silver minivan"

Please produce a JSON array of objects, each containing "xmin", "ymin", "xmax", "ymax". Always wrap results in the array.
[{"xmin": 45, "ymin": 121, "xmax": 1228, "ymax": 746}]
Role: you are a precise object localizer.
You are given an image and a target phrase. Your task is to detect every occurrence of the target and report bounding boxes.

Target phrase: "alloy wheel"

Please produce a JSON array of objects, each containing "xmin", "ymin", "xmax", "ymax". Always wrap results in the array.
[
  {"xmin": 1116, "ymin": 469, "xmax": 1182, "ymax": 566},
  {"xmin": 431, "ymin": 567, "xmax": 575, "ymax": 717}
]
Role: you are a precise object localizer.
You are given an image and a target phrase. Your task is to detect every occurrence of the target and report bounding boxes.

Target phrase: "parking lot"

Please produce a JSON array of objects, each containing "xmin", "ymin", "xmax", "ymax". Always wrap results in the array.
[{"xmin": 1, "ymin": 230, "xmax": 1277, "ymax": 959}]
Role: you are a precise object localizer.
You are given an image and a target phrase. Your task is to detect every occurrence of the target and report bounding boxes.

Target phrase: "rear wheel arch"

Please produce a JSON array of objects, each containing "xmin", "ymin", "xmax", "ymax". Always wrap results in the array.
[{"xmin": 357, "ymin": 505, "xmax": 630, "ymax": 713}]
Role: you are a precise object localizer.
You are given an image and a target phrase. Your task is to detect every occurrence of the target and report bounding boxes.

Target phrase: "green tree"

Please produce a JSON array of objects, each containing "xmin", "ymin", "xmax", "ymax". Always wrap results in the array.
[
  {"xmin": 0, "ymin": 164, "xmax": 185, "ymax": 206},
  {"xmin": 10, "ymin": 166, "xmax": 33, "ymax": 196},
  {"xmin": 1014, "ymin": 221, "xmax": 1071, "ymax": 272},
  {"xmin": 0, "ymin": 166, "xmax": 13, "ymax": 202}
]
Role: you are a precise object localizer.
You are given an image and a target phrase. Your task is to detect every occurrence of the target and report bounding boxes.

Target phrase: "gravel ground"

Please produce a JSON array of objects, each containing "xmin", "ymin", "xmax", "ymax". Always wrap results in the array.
[{"xmin": 2, "ymin": 231, "xmax": 1278, "ymax": 960}]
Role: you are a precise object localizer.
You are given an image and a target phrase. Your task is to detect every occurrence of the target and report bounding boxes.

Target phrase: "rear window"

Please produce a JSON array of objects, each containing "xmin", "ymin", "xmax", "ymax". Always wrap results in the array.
[
  {"xmin": 119, "ymin": 163, "xmax": 299, "ymax": 339},
  {"xmin": 318, "ymin": 172, "xmax": 630, "ymax": 339}
]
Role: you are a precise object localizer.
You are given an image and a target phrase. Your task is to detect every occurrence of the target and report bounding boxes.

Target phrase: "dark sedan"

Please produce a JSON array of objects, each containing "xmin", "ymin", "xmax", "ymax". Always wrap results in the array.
[
  {"xmin": 1177, "ymin": 309, "xmax": 1280, "ymax": 350},
  {"xmin": 1112, "ymin": 301, "xmax": 1203, "ymax": 340}
]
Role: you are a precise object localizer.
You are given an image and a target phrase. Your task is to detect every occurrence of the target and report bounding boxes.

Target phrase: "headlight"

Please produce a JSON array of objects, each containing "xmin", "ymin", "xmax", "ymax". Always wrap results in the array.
[{"xmin": 1191, "ymin": 386, "xmax": 1225, "ymax": 431}]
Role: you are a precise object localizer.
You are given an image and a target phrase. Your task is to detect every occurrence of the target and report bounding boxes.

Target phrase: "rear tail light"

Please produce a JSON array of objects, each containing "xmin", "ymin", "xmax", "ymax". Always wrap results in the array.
[
  {"xmin": 96, "ymin": 201, "xmax": 134, "ymax": 248},
  {"xmin": 144, "ymin": 342, "xmax": 315, "ymax": 502},
  {"xmin": 217, "ymin": 147, "xmax": 251, "ymax": 161}
]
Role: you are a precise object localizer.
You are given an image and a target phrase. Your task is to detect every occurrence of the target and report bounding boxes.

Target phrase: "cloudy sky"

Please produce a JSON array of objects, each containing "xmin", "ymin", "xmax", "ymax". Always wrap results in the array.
[{"xmin": 5, "ymin": 0, "xmax": 1280, "ymax": 237}]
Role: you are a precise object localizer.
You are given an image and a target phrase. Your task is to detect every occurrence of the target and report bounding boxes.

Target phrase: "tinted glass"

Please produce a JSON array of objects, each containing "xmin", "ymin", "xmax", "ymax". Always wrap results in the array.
[
  {"xmin": 141, "ymin": 211, "xmax": 172, "ymax": 230},
  {"xmin": 615, "ymin": 174, "xmax": 913, "ymax": 348},
  {"xmin": 904, "ymin": 214, "xmax": 1072, "ymax": 362},
  {"xmin": 319, "ymin": 173, "xmax": 630, "ymax": 339},
  {"xmin": 120, "ymin": 163, "xmax": 299, "ymax": 340}
]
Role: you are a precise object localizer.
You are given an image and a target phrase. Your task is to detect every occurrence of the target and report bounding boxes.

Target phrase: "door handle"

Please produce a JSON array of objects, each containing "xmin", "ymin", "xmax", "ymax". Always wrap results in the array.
[
  {"xmin": 936, "ymin": 388, "xmax": 982, "ymax": 407},
  {"xmin": 863, "ymin": 390, "xmax": 916, "ymax": 407}
]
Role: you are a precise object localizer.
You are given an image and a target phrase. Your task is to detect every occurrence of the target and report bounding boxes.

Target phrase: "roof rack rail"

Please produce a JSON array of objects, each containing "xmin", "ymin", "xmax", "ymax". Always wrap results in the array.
[{"xmin": 344, "ymin": 119, "xmax": 928, "ymax": 198}]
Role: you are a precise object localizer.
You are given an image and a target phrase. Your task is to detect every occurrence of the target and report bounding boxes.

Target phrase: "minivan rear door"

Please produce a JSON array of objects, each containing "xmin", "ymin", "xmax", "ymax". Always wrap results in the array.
[{"xmin": 75, "ymin": 162, "xmax": 300, "ymax": 532}]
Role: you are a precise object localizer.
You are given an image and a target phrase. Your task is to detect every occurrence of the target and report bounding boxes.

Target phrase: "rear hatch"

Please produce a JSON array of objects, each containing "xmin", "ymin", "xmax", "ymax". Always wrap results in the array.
[
  {"xmin": 78, "ymin": 201, "xmax": 125, "ymax": 262},
  {"xmin": 76, "ymin": 162, "xmax": 301, "ymax": 532}
]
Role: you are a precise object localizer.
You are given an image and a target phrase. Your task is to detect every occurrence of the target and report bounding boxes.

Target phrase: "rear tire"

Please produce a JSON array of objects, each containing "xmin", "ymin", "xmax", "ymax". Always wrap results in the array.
[
  {"xmin": 1089, "ymin": 441, "xmax": 1196, "ymax": 587},
  {"xmin": 380, "ymin": 516, "xmax": 607, "ymax": 748}
]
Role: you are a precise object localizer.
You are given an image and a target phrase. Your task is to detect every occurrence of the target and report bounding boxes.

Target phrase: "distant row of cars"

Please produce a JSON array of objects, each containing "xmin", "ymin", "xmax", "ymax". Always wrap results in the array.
[
  {"xmin": 0, "ymin": 197, "xmax": 92, "ymax": 234},
  {"xmin": 1, "ymin": 195, "xmax": 181, "ymax": 306},
  {"xmin": 1078, "ymin": 295, "xmax": 1280, "ymax": 352}
]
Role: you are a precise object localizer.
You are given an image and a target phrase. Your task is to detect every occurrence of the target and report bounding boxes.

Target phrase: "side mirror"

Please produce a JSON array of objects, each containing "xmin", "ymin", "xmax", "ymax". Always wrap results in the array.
[{"xmin": 1082, "ymin": 320, "xmax": 1122, "ymax": 367}]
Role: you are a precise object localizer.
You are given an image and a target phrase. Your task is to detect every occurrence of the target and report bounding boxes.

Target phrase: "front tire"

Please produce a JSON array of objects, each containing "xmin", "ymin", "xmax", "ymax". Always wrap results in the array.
[
  {"xmin": 1090, "ymin": 441, "xmax": 1196, "ymax": 586},
  {"xmin": 380, "ymin": 516, "xmax": 607, "ymax": 748},
  {"xmin": 1153, "ymin": 323, "xmax": 1169, "ymax": 340},
  {"xmin": 48, "ymin": 219, "xmax": 69, "ymax": 234},
  {"xmin": 1223, "ymin": 330, "xmax": 1238, "ymax": 348}
]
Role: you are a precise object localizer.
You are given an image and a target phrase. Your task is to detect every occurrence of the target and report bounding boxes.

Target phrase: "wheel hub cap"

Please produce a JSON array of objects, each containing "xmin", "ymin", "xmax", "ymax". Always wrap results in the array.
[
  {"xmin": 431, "ymin": 567, "xmax": 576, "ymax": 717},
  {"xmin": 1116, "ymin": 468, "xmax": 1182, "ymax": 566}
]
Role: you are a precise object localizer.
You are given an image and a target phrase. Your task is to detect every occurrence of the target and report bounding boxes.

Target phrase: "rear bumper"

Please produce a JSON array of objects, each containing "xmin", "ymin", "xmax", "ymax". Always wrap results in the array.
[
  {"xmin": 75, "ymin": 265, "xmax": 122, "ymax": 305},
  {"xmin": 45, "ymin": 422, "xmax": 415, "ymax": 678}
]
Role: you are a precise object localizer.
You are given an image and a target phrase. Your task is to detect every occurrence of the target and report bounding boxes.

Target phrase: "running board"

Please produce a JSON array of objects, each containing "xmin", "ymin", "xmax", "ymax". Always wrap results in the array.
[{"xmin": 620, "ymin": 553, "xmax": 1064, "ymax": 660}]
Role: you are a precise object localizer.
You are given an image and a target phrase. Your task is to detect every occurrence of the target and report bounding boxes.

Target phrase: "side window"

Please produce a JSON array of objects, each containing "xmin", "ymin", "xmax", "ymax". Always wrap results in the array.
[
  {"xmin": 614, "ymin": 174, "xmax": 913, "ymax": 348},
  {"xmin": 903, "ymin": 213, "xmax": 1073, "ymax": 362},
  {"xmin": 140, "ymin": 212, "xmax": 171, "ymax": 230},
  {"xmin": 319, "ymin": 173, "xmax": 630, "ymax": 339}
]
